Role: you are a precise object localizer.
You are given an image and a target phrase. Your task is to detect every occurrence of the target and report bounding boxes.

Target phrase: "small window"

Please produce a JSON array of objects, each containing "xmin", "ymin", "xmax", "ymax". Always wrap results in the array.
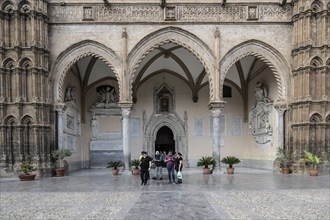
[{"xmin": 223, "ymin": 85, "xmax": 232, "ymax": 98}]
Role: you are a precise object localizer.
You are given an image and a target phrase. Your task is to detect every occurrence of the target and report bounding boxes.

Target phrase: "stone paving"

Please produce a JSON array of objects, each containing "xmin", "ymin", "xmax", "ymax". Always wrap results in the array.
[{"xmin": 0, "ymin": 168, "xmax": 329, "ymax": 220}]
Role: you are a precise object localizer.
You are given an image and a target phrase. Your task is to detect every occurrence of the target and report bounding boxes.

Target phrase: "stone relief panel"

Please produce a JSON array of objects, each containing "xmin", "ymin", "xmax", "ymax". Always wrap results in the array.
[
  {"xmin": 48, "ymin": 4, "xmax": 292, "ymax": 23},
  {"xmin": 63, "ymin": 101, "xmax": 81, "ymax": 152},
  {"xmin": 92, "ymin": 85, "xmax": 118, "ymax": 109},
  {"xmin": 248, "ymin": 82, "xmax": 273, "ymax": 145}
]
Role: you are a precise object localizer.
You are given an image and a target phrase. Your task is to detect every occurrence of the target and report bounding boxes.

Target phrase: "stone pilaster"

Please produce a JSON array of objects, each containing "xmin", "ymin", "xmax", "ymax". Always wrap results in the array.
[
  {"xmin": 274, "ymin": 103, "xmax": 287, "ymax": 150},
  {"xmin": 55, "ymin": 103, "xmax": 67, "ymax": 150}
]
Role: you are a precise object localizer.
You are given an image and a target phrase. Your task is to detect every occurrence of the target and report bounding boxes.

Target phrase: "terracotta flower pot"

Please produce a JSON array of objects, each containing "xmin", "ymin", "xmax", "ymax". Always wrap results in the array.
[
  {"xmin": 309, "ymin": 169, "xmax": 318, "ymax": 176},
  {"xmin": 112, "ymin": 169, "xmax": 119, "ymax": 175},
  {"xmin": 282, "ymin": 167, "xmax": 290, "ymax": 174},
  {"xmin": 18, "ymin": 174, "xmax": 36, "ymax": 181},
  {"xmin": 132, "ymin": 168, "xmax": 140, "ymax": 175},
  {"xmin": 202, "ymin": 167, "xmax": 210, "ymax": 174},
  {"xmin": 55, "ymin": 168, "xmax": 65, "ymax": 177},
  {"xmin": 227, "ymin": 167, "xmax": 235, "ymax": 174}
]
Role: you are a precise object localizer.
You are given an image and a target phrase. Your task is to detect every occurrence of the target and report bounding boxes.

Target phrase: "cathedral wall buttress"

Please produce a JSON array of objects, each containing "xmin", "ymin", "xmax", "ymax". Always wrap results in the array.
[
  {"xmin": 0, "ymin": 0, "xmax": 53, "ymax": 177},
  {"xmin": 289, "ymin": 0, "xmax": 330, "ymax": 173}
]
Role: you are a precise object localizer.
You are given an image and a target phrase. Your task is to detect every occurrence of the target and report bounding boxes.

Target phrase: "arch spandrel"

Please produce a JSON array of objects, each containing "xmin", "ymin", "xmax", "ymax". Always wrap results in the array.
[
  {"xmin": 127, "ymin": 26, "xmax": 216, "ymax": 102},
  {"xmin": 50, "ymin": 40, "xmax": 122, "ymax": 103},
  {"xmin": 219, "ymin": 40, "xmax": 291, "ymax": 102}
]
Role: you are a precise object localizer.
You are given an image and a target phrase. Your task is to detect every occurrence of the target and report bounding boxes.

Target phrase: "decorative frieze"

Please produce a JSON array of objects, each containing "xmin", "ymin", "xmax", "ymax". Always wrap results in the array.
[{"xmin": 48, "ymin": 4, "xmax": 292, "ymax": 23}]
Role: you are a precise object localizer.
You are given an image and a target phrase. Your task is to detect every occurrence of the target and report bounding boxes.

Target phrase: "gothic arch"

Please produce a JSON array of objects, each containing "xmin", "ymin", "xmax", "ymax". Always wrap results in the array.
[
  {"xmin": 2, "ymin": 58, "xmax": 16, "ymax": 69},
  {"xmin": 18, "ymin": 57, "xmax": 33, "ymax": 68},
  {"xmin": 219, "ymin": 40, "xmax": 290, "ymax": 101},
  {"xmin": 50, "ymin": 40, "xmax": 122, "ymax": 103},
  {"xmin": 326, "ymin": 114, "xmax": 330, "ymax": 122},
  {"xmin": 309, "ymin": 113, "xmax": 323, "ymax": 123},
  {"xmin": 4, "ymin": 115, "xmax": 17, "ymax": 125},
  {"xmin": 310, "ymin": 56, "xmax": 323, "ymax": 67},
  {"xmin": 311, "ymin": 0, "xmax": 323, "ymax": 12},
  {"xmin": 144, "ymin": 113, "xmax": 188, "ymax": 165},
  {"xmin": 1, "ymin": 1, "xmax": 15, "ymax": 12},
  {"xmin": 21, "ymin": 115, "xmax": 34, "ymax": 124},
  {"xmin": 127, "ymin": 26, "xmax": 216, "ymax": 101}
]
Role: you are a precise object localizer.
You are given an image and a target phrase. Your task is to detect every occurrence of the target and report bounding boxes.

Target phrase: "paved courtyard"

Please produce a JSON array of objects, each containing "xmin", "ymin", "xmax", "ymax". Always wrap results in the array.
[{"xmin": 0, "ymin": 168, "xmax": 329, "ymax": 220}]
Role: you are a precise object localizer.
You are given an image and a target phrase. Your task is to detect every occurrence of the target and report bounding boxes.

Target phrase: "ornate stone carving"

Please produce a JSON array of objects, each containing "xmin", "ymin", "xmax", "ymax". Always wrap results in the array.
[
  {"xmin": 247, "ymin": 6, "xmax": 258, "ymax": 20},
  {"xmin": 248, "ymin": 82, "xmax": 274, "ymax": 144},
  {"xmin": 48, "ymin": 4, "xmax": 292, "ymax": 23},
  {"xmin": 92, "ymin": 85, "xmax": 117, "ymax": 109},
  {"xmin": 64, "ymin": 86, "xmax": 76, "ymax": 102},
  {"xmin": 165, "ymin": 6, "xmax": 176, "ymax": 21}
]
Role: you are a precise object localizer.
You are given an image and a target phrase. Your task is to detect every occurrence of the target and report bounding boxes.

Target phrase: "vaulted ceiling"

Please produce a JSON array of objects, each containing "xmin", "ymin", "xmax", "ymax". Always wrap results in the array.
[{"xmin": 71, "ymin": 42, "xmax": 269, "ymax": 102}]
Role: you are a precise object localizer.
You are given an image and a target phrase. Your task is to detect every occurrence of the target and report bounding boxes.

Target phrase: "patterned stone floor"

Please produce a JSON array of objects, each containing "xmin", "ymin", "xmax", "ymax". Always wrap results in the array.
[{"xmin": 0, "ymin": 168, "xmax": 329, "ymax": 220}]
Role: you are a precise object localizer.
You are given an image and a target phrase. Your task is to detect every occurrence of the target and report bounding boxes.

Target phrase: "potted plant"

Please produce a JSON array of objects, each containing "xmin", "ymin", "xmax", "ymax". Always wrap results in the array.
[
  {"xmin": 302, "ymin": 150, "xmax": 321, "ymax": 176},
  {"xmin": 221, "ymin": 156, "xmax": 241, "ymax": 174},
  {"xmin": 197, "ymin": 156, "xmax": 216, "ymax": 174},
  {"xmin": 276, "ymin": 148, "xmax": 293, "ymax": 174},
  {"xmin": 106, "ymin": 160, "xmax": 124, "ymax": 175},
  {"xmin": 52, "ymin": 149, "xmax": 72, "ymax": 177},
  {"xmin": 130, "ymin": 159, "xmax": 140, "ymax": 175},
  {"xmin": 17, "ymin": 155, "xmax": 37, "ymax": 181}
]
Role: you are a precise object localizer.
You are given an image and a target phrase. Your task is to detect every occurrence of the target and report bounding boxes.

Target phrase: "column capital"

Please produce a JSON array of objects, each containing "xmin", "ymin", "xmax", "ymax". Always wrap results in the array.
[
  {"xmin": 208, "ymin": 101, "xmax": 226, "ymax": 110},
  {"xmin": 118, "ymin": 102, "xmax": 133, "ymax": 109},
  {"xmin": 208, "ymin": 101, "xmax": 226, "ymax": 117},
  {"xmin": 54, "ymin": 103, "xmax": 67, "ymax": 112},
  {"xmin": 274, "ymin": 102, "xmax": 287, "ymax": 115}
]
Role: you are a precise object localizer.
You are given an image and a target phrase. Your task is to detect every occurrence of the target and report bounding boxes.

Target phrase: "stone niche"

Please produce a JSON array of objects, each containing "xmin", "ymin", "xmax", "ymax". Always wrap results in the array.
[
  {"xmin": 248, "ymin": 82, "xmax": 273, "ymax": 145},
  {"xmin": 89, "ymin": 85, "xmax": 123, "ymax": 168}
]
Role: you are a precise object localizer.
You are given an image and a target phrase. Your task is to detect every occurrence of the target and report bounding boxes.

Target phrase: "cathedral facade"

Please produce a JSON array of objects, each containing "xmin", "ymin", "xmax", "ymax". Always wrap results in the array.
[{"xmin": 0, "ymin": 0, "xmax": 329, "ymax": 177}]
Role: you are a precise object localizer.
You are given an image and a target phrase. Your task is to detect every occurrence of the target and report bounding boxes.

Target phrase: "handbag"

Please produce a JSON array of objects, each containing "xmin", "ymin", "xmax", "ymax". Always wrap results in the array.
[{"xmin": 177, "ymin": 171, "xmax": 182, "ymax": 179}]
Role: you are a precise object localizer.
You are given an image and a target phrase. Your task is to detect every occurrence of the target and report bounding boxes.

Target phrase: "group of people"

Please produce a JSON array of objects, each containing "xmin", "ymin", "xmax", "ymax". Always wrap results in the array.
[{"xmin": 139, "ymin": 150, "xmax": 183, "ymax": 186}]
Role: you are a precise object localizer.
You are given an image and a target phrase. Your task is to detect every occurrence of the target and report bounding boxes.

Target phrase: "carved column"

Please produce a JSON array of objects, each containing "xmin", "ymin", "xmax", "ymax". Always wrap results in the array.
[
  {"xmin": 275, "ymin": 103, "xmax": 287, "ymax": 150},
  {"xmin": 55, "ymin": 103, "xmax": 67, "ymax": 150},
  {"xmin": 120, "ymin": 103, "xmax": 132, "ymax": 173},
  {"xmin": 209, "ymin": 101, "xmax": 225, "ymax": 172}
]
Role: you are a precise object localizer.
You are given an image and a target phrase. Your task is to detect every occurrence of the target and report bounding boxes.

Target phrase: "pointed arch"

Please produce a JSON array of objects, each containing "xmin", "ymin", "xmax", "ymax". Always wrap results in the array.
[
  {"xmin": 2, "ymin": 58, "xmax": 16, "ymax": 69},
  {"xmin": 310, "ymin": 56, "xmax": 323, "ymax": 67},
  {"xmin": 50, "ymin": 40, "xmax": 122, "ymax": 103},
  {"xmin": 127, "ymin": 26, "xmax": 215, "ymax": 101},
  {"xmin": 1, "ymin": 0, "xmax": 15, "ymax": 12},
  {"xmin": 326, "ymin": 114, "xmax": 330, "ymax": 123},
  {"xmin": 4, "ymin": 115, "xmax": 17, "ymax": 125},
  {"xmin": 18, "ymin": 57, "xmax": 33, "ymax": 68},
  {"xmin": 219, "ymin": 40, "xmax": 290, "ymax": 101},
  {"xmin": 311, "ymin": 0, "xmax": 323, "ymax": 12},
  {"xmin": 21, "ymin": 114, "xmax": 34, "ymax": 124},
  {"xmin": 18, "ymin": 0, "xmax": 31, "ymax": 13},
  {"xmin": 144, "ymin": 113, "xmax": 187, "ymax": 165},
  {"xmin": 309, "ymin": 113, "xmax": 323, "ymax": 123}
]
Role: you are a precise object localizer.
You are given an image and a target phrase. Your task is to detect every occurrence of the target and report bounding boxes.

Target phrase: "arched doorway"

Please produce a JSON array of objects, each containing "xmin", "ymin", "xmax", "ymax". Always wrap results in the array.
[{"xmin": 155, "ymin": 126, "xmax": 175, "ymax": 154}]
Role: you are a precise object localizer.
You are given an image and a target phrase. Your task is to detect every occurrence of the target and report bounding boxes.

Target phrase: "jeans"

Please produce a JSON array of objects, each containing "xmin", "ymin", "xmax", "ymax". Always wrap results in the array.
[
  {"xmin": 167, "ymin": 166, "xmax": 175, "ymax": 183},
  {"xmin": 154, "ymin": 166, "xmax": 163, "ymax": 179}
]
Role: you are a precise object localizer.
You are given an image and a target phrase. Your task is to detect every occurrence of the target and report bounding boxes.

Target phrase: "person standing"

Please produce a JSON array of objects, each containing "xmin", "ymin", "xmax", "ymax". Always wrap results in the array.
[
  {"xmin": 164, "ymin": 151, "xmax": 175, "ymax": 184},
  {"xmin": 152, "ymin": 151, "xmax": 163, "ymax": 180},
  {"xmin": 140, "ymin": 151, "xmax": 153, "ymax": 186},
  {"xmin": 175, "ymin": 152, "xmax": 183, "ymax": 184}
]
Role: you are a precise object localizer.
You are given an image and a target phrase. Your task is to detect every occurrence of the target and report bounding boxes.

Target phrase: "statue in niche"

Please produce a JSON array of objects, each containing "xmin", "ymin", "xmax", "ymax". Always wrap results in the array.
[
  {"xmin": 248, "ymin": 82, "xmax": 273, "ymax": 144},
  {"xmin": 65, "ymin": 86, "xmax": 76, "ymax": 102},
  {"xmin": 93, "ymin": 85, "xmax": 117, "ymax": 108},
  {"xmin": 160, "ymin": 97, "xmax": 169, "ymax": 112}
]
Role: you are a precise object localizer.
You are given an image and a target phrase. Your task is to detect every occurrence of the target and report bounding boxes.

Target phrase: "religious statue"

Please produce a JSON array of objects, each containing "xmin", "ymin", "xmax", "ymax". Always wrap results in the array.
[
  {"xmin": 160, "ymin": 97, "xmax": 169, "ymax": 112},
  {"xmin": 248, "ymin": 82, "xmax": 273, "ymax": 144},
  {"xmin": 93, "ymin": 85, "xmax": 117, "ymax": 108},
  {"xmin": 65, "ymin": 86, "xmax": 76, "ymax": 102}
]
